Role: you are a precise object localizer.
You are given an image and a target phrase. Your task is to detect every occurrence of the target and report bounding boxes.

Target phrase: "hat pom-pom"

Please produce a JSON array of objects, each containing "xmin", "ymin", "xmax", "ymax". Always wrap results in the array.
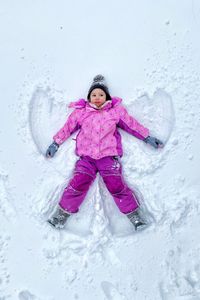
[{"xmin": 93, "ymin": 74, "xmax": 105, "ymax": 82}]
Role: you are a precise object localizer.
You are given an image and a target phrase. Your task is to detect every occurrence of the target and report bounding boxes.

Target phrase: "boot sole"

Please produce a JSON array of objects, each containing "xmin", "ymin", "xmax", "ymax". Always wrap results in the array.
[
  {"xmin": 47, "ymin": 220, "xmax": 56, "ymax": 227},
  {"xmin": 47, "ymin": 219, "xmax": 66, "ymax": 229},
  {"xmin": 135, "ymin": 223, "xmax": 148, "ymax": 231}
]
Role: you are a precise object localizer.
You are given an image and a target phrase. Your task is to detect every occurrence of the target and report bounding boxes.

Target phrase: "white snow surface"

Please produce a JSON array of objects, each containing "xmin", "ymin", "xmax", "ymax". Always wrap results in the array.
[{"xmin": 1, "ymin": 0, "xmax": 200, "ymax": 299}]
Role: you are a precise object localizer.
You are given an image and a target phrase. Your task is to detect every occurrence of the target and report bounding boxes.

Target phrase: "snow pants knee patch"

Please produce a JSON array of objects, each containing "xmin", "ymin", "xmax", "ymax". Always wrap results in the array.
[
  {"xmin": 70, "ymin": 172, "xmax": 94, "ymax": 193},
  {"xmin": 102, "ymin": 175, "xmax": 125, "ymax": 195}
]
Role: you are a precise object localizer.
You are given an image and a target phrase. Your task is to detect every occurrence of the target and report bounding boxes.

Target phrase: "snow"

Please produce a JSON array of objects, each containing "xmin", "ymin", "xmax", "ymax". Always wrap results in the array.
[{"xmin": 1, "ymin": 0, "xmax": 200, "ymax": 299}]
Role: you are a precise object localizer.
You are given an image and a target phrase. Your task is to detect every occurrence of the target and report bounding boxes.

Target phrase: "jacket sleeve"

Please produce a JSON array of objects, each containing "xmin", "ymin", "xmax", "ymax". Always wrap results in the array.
[
  {"xmin": 53, "ymin": 109, "xmax": 81, "ymax": 145},
  {"xmin": 117, "ymin": 105, "xmax": 149, "ymax": 140}
]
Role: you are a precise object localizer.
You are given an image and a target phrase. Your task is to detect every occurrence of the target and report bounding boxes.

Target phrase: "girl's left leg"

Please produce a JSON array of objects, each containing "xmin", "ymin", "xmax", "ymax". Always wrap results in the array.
[{"xmin": 97, "ymin": 157, "xmax": 140, "ymax": 214}]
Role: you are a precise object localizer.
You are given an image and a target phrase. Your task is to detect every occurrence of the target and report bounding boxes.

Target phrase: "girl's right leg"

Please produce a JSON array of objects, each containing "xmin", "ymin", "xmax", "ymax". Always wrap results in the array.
[{"xmin": 59, "ymin": 156, "xmax": 97, "ymax": 213}]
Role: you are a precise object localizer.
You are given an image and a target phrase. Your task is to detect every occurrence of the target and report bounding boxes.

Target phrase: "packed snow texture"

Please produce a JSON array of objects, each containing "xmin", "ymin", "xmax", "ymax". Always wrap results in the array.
[{"xmin": 0, "ymin": 0, "xmax": 200, "ymax": 299}]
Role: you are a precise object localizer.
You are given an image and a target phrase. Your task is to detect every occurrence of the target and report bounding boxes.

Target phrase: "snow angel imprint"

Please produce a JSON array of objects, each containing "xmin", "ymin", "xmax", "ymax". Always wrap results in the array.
[{"xmin": 46, "ymin": 75, "xmax": 164, "ymax": 231}]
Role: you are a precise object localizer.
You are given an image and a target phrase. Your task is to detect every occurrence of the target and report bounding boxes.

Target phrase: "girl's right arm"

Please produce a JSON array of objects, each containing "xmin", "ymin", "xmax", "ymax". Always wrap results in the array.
[
  {"xmin": 46, "ymin": 109, "xmax": 80, "ymax": 158},
  {"xmin": 53, "ymin": 109, "xmax": 80, "ymax": 145}
]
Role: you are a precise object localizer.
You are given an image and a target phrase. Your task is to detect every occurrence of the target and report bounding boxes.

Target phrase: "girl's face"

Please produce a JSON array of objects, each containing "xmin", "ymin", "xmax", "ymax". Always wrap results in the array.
[{"xmin": 90, "ymin": 88, "xmax": 107, "ymax": 108}]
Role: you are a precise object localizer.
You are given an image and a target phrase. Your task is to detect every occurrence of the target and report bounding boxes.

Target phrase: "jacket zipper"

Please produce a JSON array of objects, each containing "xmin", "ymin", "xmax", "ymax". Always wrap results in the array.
[{"xmin": 99, "ymin": 110, "xmax": 103, "ymax": 155}]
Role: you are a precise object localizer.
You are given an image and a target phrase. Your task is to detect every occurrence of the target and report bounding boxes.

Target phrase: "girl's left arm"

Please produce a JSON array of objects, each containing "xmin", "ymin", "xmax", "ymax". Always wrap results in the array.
[
  {"xmin": 117, "ymin": 105, "xmax": 149, "ymax": 140},
  {"xmin": 117, "ymin": 105, "xmax": 164, "ymax": 148}
]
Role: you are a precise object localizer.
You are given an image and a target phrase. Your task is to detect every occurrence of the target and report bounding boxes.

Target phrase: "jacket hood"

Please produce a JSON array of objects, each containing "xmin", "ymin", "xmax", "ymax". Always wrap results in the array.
[{"xmin": 68, "ymin": 97, "xmax": 122, "ymax": 109}]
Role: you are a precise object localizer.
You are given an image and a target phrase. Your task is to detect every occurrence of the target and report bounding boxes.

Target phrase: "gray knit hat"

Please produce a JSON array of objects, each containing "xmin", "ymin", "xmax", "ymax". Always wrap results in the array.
[{"xmin": 87, "ymin": 75, "xmax": 111, "ymax": 100}]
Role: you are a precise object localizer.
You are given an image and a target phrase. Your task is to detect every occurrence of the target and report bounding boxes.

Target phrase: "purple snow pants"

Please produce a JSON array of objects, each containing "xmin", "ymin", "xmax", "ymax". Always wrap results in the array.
[{"xmin": 59, "ymin": 156, "xmax": 140, "ymax": 214}]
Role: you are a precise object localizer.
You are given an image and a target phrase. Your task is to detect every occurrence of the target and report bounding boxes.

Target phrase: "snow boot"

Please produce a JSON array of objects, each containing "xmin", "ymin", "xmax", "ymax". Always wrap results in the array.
[
  {"xmin": 47, "ymin": 206, "xmax": 71, "ymax": 229},
  {"xmin": 126, "ymin": 209, "xmax": 147, "ymax": 231}
]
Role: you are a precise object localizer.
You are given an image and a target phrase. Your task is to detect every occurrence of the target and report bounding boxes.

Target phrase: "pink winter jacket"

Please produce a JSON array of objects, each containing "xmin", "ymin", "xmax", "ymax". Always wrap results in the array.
[{"xmin": 53, "ymin": 97, "xmax": 149, "ymax": 159}]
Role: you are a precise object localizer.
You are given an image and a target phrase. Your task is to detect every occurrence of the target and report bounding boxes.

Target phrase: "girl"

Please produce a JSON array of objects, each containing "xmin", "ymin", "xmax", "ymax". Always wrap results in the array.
[{"xmin": 46, "ymin": 75, "xmax": 164, "ymax": 231}]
